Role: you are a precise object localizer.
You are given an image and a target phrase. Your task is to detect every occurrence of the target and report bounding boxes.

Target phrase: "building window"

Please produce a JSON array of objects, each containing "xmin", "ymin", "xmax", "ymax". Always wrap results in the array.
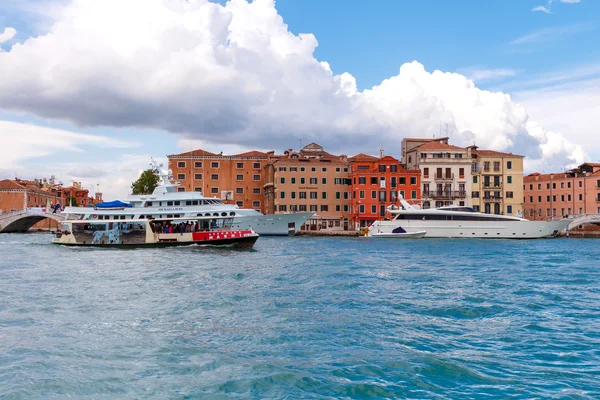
[
  {"xmin": 359, "ymin": 190, "xmax": 365, "ymax": 199},
  {"xmin": 371, "ymin": 205, "xmax": 376, "ymax": 214},
  {"xmin": 423, "ymin": 167, "xmax": 429, "ymax": 178},
  {"xmin": 299, "ymin": 192, "xmax": 307, "ymax": 199},
  {"xmin": 336, "ymin": 167, "xmax": 340, "ymax": 172},
  {"xmin": 236, "ymin": 174, "xmax": 244, "ymax": 181},
  {"xmin": 236, "ymin": 201, "xmax": 244, "ymax": 207},
  {"xmin": 280, "ymin": 177, "xmax": 285, "ymax": 184},
  {"xmin": 343, "ymin": 192, "xmax": 349, "ymax": 200},
  {"xmin": 507, "ymin": 161, "xmax": 512, "ymax": 169},
  {"xmin": 310, "ymin": 205, "xmax": 317, "ymax": 212},
  {"xmin": 390, "ymin": 165, "xmax": 398, "ymax": 173},
  {"xmin": 252, "ymin": 201, "xmax": 260, "ymax": 208},
  {"xmin": 310, "ymin": 192, "xmax": 317, "ymax": 199},
  {"xmin": 177, "ymin": 173, "xmax": 185, "ymax": 180},
  {"xmin": 335, "ymin": 192, "xmax": 340, "ymax": 199},
  {"xmin": 291, "ymin": 177, "xmax": 296, "ymax": 184},
  {"xmin": 211, "ymin": 187, "xmax": 219, "ymax": 194},
  {"xmin": 253, "ymin": 162, "xmax": 261, "ymax": 169},
  {"xmin": 253, "ymin": 174, "xmax": 261, "ymax": 181},
  {"xmin": 236, "ymin": 188, "xmax": 244, "ymax": 194},
  {"xmin": 506, "ymin": 191, "xmax": 513, "ymax": 199},
  {"xmin": 291, "ymin": 192, "xmax": 296, "ymax": 199},
  {"xmin": 290, "ymin": 167, "xmax": 297, "ymax": 172},
  {"xmin": 493, "ymin": 162, "xmax": 500, "ymax": 171},
  {"xmin": 411, "ymin": 190, "xmax": 417, "ymax": 199},
  {"xmin": 194, "ymin": 173, "xmax": 202, "ymax": 180},
  {"xmin": 194, "ymin": 161, "xmax": 203, "ymax": 168},
  {"xmin": 473, "ymin": 176, "xmax": 478, "ymax": 184},
  {"xmin": 211, "ymin": 162, "xmax": 219, "ymax": 168},
  {"xmin": 310, "ymin": 178, "xmax": 317, "ymax": 184},
  {"xmin": 459, "ymin": 168, "xmax": 464, "ymax": 178},
  {"xmin": 370, "ymin": 190, "xmax": 376, "ymax": 199},
  {"xmin": 379, "ymin": 191, "xmax": 386, "ymax": 202},
  {"xmin": 194, "ymin": 187, "xmax": 202, "ymax": 192},
  {"xmin": 211, "ymin": 174, "xmax": 218, "ymax": 180},
  {"xmin": 379, "ymin": 165, "xmax": 386, "ymax": 172},
  {"xmin": 253, "ymin": 188, "xmax": 261, "ymax": 194},
  {"xmin": 322, "ymin": 178, "xmax": 327, "ymax": 185},
  {"xmin": 279, "ymin": 205, "xmax": 287, "ymax": 212},
  {"xmin": 322, "ymin": 167, "xmax": 327, "ymax": 172},
  {"xmin": 300, "ymin": 177, "xmax": 306, "ymax": 184},
  {"xmin": 177, "ymin": 161, "xmax": 186, "ymax": 168},
  {"xmin": 300, "ymin": 204, "xmax": 307, "ymax": 211},
  {"xmin": 507, "ymin": 176, "xmax": 512, "ymax": 184},
  {"xmin": 359, "ymin": 205, "xmax": 365, "ymax": 213},
  {"xmin": 280, "ymin": 192, "xmax": 285, "ymax": 199},
  {"xmin": 410, "ymin": 177, "xmax": 417, "ymax": 185},
  {"xmin": 279, "ymin": 167, "xmax": 287, "ymax": 172},
  {"xmin": 320, "ymin": 205, "xmax": 328, "ymax": 212},
  {"xmin": 300, "ymin": 167, "xmax": 305, "ymax": 172},
  {"xmin": 370, "ymin": 177, "xmax": 377, "ymax": 185},
  {"xmin": 236, "ymin": 162, "xmax": 244, "ymax": 169},
  {"xmin": 311, "ymin": 167, "xmax": 316, "ymax": 172},
  {"xmin": 358, "ymin": 177, "xmax": 366, "ymax": 185}
]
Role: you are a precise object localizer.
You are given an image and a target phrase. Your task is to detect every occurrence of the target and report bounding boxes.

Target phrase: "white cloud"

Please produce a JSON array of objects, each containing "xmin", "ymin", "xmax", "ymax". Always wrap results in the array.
[
  {"xmin": 532, "ymin": 6, "xmax": 552, "ymax": 13},
  {"xmin": 0, "ymin": 27, "xmax": 17, "ymax": 44},
  {"xmin": 560, "ymin": 0, "xmax": 580, "ymax": 3},
  {"xmin": 0, "ymin": 0, "xmax": 588, "ymax": 173},
  {"xmin": 458, "ymin": 67, "xmax": 518, "ymax": 83},
  {"xmin": 509, "ymin": 23, "xmax": 592, "ymax": 46},
  {"xmin": 0, "ymin": 120, "xmax": 136, "ymax": 170}
]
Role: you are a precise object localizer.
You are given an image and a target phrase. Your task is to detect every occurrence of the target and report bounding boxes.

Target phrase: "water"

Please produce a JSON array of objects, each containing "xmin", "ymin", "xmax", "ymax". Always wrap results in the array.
[{"xmin": 1, "ymin": 234, "xmax": 599, "ymax": 399}]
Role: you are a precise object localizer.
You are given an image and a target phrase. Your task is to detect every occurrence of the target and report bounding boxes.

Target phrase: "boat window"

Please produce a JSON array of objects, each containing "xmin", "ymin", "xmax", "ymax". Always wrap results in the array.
[
  {"xmin": 174, "ymin": 201, "xmax": 180, "ymax": 206},
  {"xmin": 186, "ymin": 201, "xmax": 191, "ymax": 206},
  {"xmin": 139, "ymin": 215, "xmax": 144, "ymax": 219},
  {"xmin": 167, "ymin": 201, "xmax": 173, "ymax": 206},
  {"xmin": 221, "ymin": 212, "xmax": 227, "ymax": 216},
  {"xmin": 167, "ymin": 215, "xmax": 173, "ymax": 218},
  {"xmin": 229, "ymin": 212, "xmax": 236, "ymax": 216},
  {"xmin": 192, "ymin": 201, "xmax": 198, "ymax": 206},
  {"xmin": 213, "ymin": 213, "xmax": 219, "ymax": 217},
  {"xmin": 205, "ymin": 213, "xmax": 211, "ymax": 216},
  {"xmin": 146, "ymin": 201, "xmax": 153, "ymax": 207}
]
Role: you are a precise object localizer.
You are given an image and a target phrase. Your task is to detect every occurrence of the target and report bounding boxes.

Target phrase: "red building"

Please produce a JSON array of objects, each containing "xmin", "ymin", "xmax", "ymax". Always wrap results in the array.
[{"xmin": 349, "ymin": 153, "xmax": 421, "ymax": 229}]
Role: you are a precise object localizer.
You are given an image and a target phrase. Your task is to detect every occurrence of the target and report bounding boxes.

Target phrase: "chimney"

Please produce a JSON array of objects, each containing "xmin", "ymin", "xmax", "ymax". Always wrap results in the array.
[{"xmin": 380, "ymin": 148, "xmax": 384, "ymax": 158}]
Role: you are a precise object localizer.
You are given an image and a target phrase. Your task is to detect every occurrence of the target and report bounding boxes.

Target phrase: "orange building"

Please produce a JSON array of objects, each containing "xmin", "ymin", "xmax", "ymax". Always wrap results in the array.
[
  {"xmin": 523, "ymin": 162, "xmax": 600, "ymax": 220},
  {"xmin": 168, "ymin": 149, "xmax": 274, "ymax": 213},
  {"xmin": 265, "ymin": 143, "xmax": 352, "ymax": 231},
  {"xmin": 349, "ymin": 153, "xmax": 421, "ymax": 229}
]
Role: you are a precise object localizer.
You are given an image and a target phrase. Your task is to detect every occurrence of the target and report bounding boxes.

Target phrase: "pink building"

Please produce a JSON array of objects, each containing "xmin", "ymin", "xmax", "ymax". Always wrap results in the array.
[{"xmin": 523, "ymin": 163, "xmax": 600, "ymax": 220}]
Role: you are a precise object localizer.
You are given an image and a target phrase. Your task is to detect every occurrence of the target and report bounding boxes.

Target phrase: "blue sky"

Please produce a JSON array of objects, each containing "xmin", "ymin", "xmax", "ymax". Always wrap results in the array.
[{"xmin": 0, "ymin": 0, "xmax": 598, "ymax": 198}]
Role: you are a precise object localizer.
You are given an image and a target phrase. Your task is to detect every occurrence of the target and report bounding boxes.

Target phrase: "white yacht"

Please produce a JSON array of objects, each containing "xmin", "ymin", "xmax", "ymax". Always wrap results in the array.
[
  {"xmin": 61, "ymin": 165, "xmax": 313, "ymax": 236},
  {"xmin": 366, "ymin": 197, "xmax": 571, "ymax": 239}
]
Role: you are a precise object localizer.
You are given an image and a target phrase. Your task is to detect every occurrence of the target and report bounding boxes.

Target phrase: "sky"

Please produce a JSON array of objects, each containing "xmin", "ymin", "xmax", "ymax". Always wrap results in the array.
[{"xmin": 0, "ymin": 0, "xmax": 599, "ymax": 200}]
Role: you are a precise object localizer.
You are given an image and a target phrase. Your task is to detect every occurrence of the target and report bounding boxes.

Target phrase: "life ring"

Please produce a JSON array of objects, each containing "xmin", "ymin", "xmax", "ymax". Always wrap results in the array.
[{"xmin": 92, "ymin": 214, "xmax": 97, "ymax": 219}]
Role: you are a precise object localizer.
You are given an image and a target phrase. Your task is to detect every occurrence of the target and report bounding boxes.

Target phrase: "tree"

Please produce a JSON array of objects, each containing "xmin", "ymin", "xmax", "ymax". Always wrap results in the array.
[
  {"xmin": 65, "ymin": 195, "xmax": 79, "ymax": 207},
  {"xmin": 131, "ymin": 169, "xmax": 159, "ymax": 195}
]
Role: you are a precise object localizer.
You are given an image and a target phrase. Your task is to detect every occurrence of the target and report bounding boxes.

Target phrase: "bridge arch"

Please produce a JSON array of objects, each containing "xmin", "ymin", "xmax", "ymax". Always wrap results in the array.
[
  {"xmin": 567, "ymin": 214, "xmax": 600, "ymax": 231},
  {"xmin": 0, "ymin": 211, "xmax": 66, "ymax": 233}
]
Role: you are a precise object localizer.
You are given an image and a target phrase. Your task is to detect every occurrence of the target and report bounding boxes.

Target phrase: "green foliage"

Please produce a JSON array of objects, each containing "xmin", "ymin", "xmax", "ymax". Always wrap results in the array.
[
  {"xmin": 65, "ymin": 195, "xmax": 79, "ymax": 207},
  {"xmin": 131, "ymin": 169, "xmax": 159, "ymax": 195}
]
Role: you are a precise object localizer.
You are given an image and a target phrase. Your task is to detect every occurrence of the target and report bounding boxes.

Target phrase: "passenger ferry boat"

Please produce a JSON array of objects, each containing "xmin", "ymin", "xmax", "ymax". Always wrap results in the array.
[
  {"xmin": 366, "ymin": 197, "xmax": 571, "ymax": 239},
  {"xmin": 52, "ymin": 215, "xmax": 259, "ymax": 248},
  {"xmin": 61, "ymin": 163, "xmax": 313, "ymax": 236}
]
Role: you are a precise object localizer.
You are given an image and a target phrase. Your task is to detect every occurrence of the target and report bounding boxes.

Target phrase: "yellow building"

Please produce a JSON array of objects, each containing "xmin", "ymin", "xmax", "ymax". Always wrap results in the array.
[{"xmin": 469, "ymin": 147, "xmax": 524, "ymax": 216}]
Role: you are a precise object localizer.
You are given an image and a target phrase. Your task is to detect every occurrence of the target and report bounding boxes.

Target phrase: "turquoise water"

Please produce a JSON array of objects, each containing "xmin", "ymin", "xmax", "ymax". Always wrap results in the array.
[{"xmin": 1, "ymin": 234, "xmax": 599, "ymax": 399}]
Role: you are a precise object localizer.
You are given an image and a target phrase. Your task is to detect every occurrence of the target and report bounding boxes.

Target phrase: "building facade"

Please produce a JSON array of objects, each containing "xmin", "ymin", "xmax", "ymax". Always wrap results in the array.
[
  {"xmin": 403, "ymin": 138, "xmax": 473, "ymax": 208},
  {"xmin": 266, "ymin": 143, "xmax": 352, "ymax": 231},
  {"xmin": 470, "ymin": 147, "xmax": 524, "ymax": 215},
  {"xmin": 348, "ymin": 153, "xmax": 421, "ymax": 229},
  {"xmin": 523, "ymin": 163, "xmax": 600, "ymax": 220},
  {"xmin": 168, "ymin": 149, "xmax": 274, "ymax": 213}
]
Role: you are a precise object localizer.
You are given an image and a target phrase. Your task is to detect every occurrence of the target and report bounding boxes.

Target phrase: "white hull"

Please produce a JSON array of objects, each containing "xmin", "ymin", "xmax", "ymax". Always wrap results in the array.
[
  {"xmin": 368, "ymin": 219, "xmax": 570, "ymax": 239},
  {"xmin": 370, "ymin": 230, "xmax": 426, "ymax": 239},
  {"xmin": 231, "ymin": 212, "xmax": 313, "ymax": 236}
]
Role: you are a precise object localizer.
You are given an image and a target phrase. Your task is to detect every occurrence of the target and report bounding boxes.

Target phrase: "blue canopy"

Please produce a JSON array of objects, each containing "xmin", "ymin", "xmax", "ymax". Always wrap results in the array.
[{"xmin": 95, "ymin": 200, "xmax": 132, "ymax": 208}]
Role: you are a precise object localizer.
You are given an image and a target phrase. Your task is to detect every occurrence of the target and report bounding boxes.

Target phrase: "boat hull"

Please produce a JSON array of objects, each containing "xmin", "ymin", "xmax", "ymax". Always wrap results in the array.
[
  {"xmin": 53, "ymin": 234, "xmax": 258, "ymax": 248},
  {"xmin": 368, "ymin": 219, "xmax": 571, "ymax": 239},
  {"xmin": 370, "ymin": 230, "xmax": 426, "ymax": 239},
  {"xmin": 231, "ymin": 212, "xmax": 313, "ymax": 236}
]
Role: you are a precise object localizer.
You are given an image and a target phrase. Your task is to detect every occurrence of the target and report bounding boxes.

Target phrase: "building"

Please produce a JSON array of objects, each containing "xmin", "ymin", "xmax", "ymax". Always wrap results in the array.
[
  {"xmin": 168, "ymin": 149, "xmax": 274, "ymax": 213},
  {"xmin": 470, "ymin": 147, "xmax": 524, "ymax": 215},
  {"xmin": 402, "ymin": 137, "xmax": 473, "ymax": 208},
  {"xmin": 265, "ymin": 143, "xmax": 352, "ymax": 231},
  {"xmin": 523, "ymin": 163, "xmax": 600, "ymax": 220},
  {"xmin": 348, "ymin": 153, "xmax": 421, "ymax": 229}
]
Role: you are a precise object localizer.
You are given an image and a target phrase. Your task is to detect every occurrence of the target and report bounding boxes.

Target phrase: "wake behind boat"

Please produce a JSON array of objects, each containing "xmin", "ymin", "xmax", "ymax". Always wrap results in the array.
[
  {"xmin": 367, "ymin": 196, "xmax": 570, "ymax": 239},
  {"xmin": 60, "ymin": 162, "xmax": 313, "ymax": 236}
]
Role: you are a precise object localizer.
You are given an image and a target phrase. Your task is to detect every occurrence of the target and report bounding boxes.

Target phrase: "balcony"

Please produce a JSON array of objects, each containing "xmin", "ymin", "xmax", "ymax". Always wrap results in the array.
[
  {"xmin": 483, "ymin": 196, "xmax": 503, "ymax": 202},
  {"xmin": 423, "ymin": 190, "xmax": 467, "ymax": 199},
  {"xmin": 433, "ymin": 173, "xmax": 455, "ymax": 181},
  {"xmin": 483, "ymin": 183, "xmax": 503, "ymax": 189}
]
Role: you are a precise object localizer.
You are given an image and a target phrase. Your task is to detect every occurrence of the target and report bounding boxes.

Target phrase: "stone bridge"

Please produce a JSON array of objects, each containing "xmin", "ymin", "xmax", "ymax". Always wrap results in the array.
[
  {"xmin": 0, "ymin": 208, "xmax": 67, "ymax": 233},
  {"xmin": 567, "ymin": 214, "xmax": 600, "ymax": 231}
]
